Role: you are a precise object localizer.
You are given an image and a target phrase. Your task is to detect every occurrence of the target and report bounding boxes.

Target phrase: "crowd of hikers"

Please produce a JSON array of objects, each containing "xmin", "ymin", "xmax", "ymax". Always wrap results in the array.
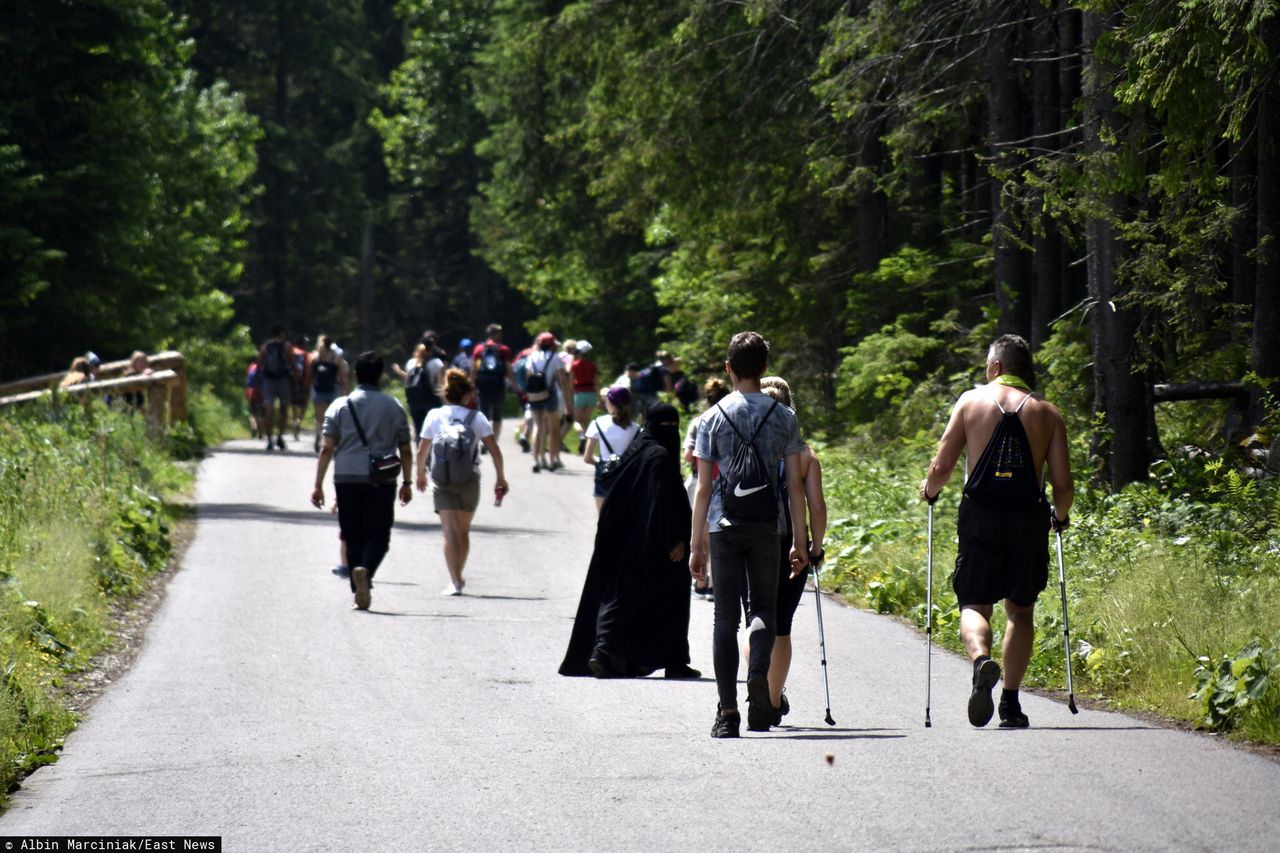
[{"xmin": 295, "ymin": 322, "xmax": 1072, "ymax": 738}]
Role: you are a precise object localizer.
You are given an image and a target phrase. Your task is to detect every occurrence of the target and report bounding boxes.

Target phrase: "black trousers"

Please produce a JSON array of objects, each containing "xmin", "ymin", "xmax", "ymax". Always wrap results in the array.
[{"xmin": 335, "ymin": 482, "xmax": 397, "ymax": 589}]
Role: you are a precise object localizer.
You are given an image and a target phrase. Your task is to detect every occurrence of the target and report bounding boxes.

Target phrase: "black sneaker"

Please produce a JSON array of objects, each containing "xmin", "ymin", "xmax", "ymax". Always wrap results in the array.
[
  {"xmin": 711, "ymin": 706, "xmax": 740, "ymax": 739},
  {"xmin": 663, "ymin": 664, "xmax": 701, "ymax": 679},
  {"xmin": 265, "ymin": 440, "xmax": 273, "ymax": 452},
  {"xmin": 998, "ymin": 701, "xmax": 1030, "ymax": 728},
  {"xmin": 968, "ymin": 657, "xmax": 1001, "ymax": 727},
  {"xmin": 332, "ymin": 564, "xmax": 350, "ymax": 579},
  {"xmin": 276, "ymin": 436, "xmax": 286, "ymax": 451},
  {"xmin": 746, "ymin": 676, "xmax": 773, "ymax": 732},
  {"xmin": 532, "ymin": 462, "xmax": 541, "ymax": 473},
  {"xmin": 773, "ymin": 692, "xmax": 790, "ymax": 727},
  {"xmin": 519, "ymin": 436, "xmax": 531, "ymax": 453}
]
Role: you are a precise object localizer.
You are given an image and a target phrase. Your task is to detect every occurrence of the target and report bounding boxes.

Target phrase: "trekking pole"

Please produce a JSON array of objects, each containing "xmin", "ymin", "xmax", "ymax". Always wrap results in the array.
[
  {"xmin": 925, "ymin": 495, "xmax": 936, "ymax": 728},
  {"xmin": 810, "ymin": 552, "xmax": 836, "ymax": 726},
  {"xmin": 1054, "ymin": 514, "xmax": 1079, "ymax": 714}
]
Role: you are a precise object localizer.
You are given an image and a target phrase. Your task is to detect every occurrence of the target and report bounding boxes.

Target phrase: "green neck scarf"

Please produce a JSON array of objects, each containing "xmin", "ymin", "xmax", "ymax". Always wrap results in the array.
[{"xmin": 992, "ymin": 374, "xmax": 1032, "ymax": 391}]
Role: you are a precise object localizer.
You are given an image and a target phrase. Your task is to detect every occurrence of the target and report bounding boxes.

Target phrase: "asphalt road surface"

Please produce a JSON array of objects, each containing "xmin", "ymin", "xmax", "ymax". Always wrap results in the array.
[{"xmin": 2, "ymin": 434, "xmax": 1278, "ymax": 851}]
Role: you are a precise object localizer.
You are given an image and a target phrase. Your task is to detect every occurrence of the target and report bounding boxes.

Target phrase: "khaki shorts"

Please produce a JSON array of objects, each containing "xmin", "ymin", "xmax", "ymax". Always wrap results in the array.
[{"xmin": 432, "ymin": 476, "xmax": 481, "ymax": 514}]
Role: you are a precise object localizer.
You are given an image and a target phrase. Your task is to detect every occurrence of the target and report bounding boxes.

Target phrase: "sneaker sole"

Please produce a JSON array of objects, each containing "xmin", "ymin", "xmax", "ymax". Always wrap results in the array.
[
  {"xmin": 352, "ymin": 567, "xmax": 371, "ymax": 611},
  {"xmin": 969, "ymin": 659, "xmax": 1001, "ymax": 727},
  {"xmin": 746, "ymin": 676, "xmax": 773, "ymax": 731}
]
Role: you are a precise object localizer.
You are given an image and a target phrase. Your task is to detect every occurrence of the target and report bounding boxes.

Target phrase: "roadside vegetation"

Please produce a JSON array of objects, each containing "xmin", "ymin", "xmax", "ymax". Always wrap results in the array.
[{"xmin": 0, "ymin": 391, "xmax": 241, "ymax": 802}]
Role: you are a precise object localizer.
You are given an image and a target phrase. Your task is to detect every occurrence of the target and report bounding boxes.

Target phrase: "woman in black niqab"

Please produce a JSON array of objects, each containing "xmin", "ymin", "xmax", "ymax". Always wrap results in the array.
[{"xmin": 559, "ymin": 404, "xmax": 699, "ymax": 678}]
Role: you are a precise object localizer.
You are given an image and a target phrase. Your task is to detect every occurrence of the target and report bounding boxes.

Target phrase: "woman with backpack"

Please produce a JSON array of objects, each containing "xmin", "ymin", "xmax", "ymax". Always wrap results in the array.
[
  {"xmin": 310, "ymin": 335, "xmax": 348, "ymax": 454},
  {"xmin": 526, "ymin": 331, "xmax": 573, "ymax": 473},
  {"xmin": 582, "ymin": 386, "xmax": 640, "ymax": 512},
  {"xmin": 392, "ymin": 341, "xmax": 444, "ymax": 445},
  {"xmin": 415, "ymin": 369, "xmax": 509, "ymax": 596}
]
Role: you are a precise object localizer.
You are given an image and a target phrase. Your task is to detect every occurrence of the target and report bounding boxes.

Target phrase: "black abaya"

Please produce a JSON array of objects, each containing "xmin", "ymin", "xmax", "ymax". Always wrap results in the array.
[{"xmin": 559, "ymin": 429, "xmax": 693, "ymax": 676}]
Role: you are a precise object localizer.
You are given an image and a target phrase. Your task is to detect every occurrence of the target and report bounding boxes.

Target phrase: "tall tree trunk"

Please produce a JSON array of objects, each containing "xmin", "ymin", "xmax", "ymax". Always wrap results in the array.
[
  {"xmin": 856, "ymin": 133, "xmax": 888, "ymax": 275},
  {"xmin": 1057, "ymin": 2, "xmax": 1086, "ymax": 314},
  {"xmin": 359, "ymin": 219, "xmax": 375, "ymax": 351},
  {"xmin": 1252, "ymin": 14, "xmax": 1280, "ymax": 425},
  {"xmin": 1083, "ymin": 11, "xmax": 1149, "ymax": 488},
  {"xmin": 988, "ymin": 0, "xmax": 1031, "ymax": 338},
  {"xmin": 1030, "ymin": 2, "xmax": 1062, "ymax": 350},
  {"xmin": 1231, "ymin": 120, "xmax": 1257, "ymax": 333}
]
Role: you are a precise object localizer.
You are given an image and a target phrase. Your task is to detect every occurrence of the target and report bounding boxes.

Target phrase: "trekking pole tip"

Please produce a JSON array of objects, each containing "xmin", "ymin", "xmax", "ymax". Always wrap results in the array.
[
  {"xmin": 825, "ymin": 711, "xmax": 836, "ymax": 727},
  {"xmin": 1068, "ymin": 696, "xmax": 1079, "ymax": 714}
]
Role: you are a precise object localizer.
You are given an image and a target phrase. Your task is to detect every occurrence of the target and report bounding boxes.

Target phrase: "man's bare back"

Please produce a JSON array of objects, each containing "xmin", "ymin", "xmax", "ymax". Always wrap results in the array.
[{"xmin": 921, "ymin": 382, "xmax": 1073, "ymax": 521}]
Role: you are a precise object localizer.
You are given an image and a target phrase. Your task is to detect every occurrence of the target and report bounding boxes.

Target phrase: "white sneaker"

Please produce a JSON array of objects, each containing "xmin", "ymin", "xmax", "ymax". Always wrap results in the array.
[
  {"xmin": 442, "ymin": 583, "xmax": 463, "ymax": 597},
  {"xmin": 352, "ymin": 566, "xmax": 371, "ymax": 610}
]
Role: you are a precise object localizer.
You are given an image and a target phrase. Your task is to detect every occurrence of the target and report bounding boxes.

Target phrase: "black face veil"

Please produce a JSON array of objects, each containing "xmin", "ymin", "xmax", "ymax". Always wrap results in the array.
[{"xmin": 645, "ymin": 403, "xmax": 682, "ymax": 461}]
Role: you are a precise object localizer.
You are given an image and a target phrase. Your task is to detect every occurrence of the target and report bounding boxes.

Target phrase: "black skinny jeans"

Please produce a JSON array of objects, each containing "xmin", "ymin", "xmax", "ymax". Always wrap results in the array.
[
  {"xmin": 710, "ymin": 524, "xmax": 781, "ymax": 710},
  {"xmin": 335, "ymin": 482, "xmax": 397, "ymax": 589}
]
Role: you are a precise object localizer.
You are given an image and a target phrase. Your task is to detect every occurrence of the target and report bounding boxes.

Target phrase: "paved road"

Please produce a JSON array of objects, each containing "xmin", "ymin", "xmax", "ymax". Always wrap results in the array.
[{"xmin": 2, "ymin": 435, "xmax": 1277, "ymax": 851}]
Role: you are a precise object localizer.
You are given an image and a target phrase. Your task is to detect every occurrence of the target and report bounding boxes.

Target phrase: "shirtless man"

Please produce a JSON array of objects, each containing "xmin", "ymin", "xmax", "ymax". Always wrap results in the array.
[{"xmin": 919, "ymin": 334, "xmax": 1073, "ymax": 728}]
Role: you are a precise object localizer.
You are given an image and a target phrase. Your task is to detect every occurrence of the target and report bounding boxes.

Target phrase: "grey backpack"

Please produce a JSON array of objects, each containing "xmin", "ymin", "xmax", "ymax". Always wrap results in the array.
[{"xmin": 430, "ymin": 409, "xmax": 480, "ymax": 485}]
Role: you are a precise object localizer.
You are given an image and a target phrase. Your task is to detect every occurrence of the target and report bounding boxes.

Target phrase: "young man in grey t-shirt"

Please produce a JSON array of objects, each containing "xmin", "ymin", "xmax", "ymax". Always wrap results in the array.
[{"xmin": 691, "ymin": 332, "xmax": 809, "ymax": 737}]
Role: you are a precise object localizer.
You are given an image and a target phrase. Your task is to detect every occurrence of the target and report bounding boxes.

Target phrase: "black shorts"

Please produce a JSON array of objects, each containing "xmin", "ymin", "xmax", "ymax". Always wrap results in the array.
[
  {"xmin": 952, "ymin": 496, "xmax": 1049, "ymax": 608},
  {"xmin": 477, "ymin": 386, "xmax": 504, "ymax": 423}
]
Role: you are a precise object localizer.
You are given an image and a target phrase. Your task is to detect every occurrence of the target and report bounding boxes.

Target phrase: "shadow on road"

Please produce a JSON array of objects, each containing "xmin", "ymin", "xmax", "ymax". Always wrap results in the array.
[
  {"xmin": 197, "ymin": 502, "xmax": 442, "ymax": 532},
  {"xmin": 210, "ymin": 445, "xmax": 315, "ymax": 457},
  {"xmin": 359, "ymin": 610, "xmax": 473, "ymax": 619},
  {"xmin": 766, "ymin": 728, "xmax": 908, "ymax": 741},
  {"xmin": 462, "ymin": 594, "xmax": 548, "ymax": 602},
  {"xmin": 1028, "ymin": 725, "xmax": 1158, "ymax": 732}
]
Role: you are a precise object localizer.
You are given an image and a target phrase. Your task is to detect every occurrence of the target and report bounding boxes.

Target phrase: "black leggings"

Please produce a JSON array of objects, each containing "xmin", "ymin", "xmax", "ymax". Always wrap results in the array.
[
  {"xmin": 740, "ymin": 538, "xmax": 810, "ymax": 637},
  {"xmin": 710, "ymin": 525, "xmax": 780, "ymax": 710}
]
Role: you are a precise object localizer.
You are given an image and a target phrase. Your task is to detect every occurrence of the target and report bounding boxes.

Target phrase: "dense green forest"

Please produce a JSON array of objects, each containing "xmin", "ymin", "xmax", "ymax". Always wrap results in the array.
[
  {"xmin": 2, "ymin": 1, "xmax": 1280, "ymax": 750},
  {"xmin": 3, "ymin": 0, "xmax": 1278, "ymax": 488}
]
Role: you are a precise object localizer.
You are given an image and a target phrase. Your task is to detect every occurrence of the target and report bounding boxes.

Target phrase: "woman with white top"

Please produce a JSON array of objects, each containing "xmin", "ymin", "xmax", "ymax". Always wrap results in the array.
[
  {"xmin": 582, "ymin": 385, "xmax": 641, "ymax": 512},
  {"xmin": 415, "ymin": 369, "xmax": 509, "ymax": 596}
]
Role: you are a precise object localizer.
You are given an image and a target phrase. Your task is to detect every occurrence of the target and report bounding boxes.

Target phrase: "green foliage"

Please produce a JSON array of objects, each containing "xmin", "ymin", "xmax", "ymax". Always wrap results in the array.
[
  {"xmin": 1191, "ymin": 638, "xmax": 1279, "ymax": 732},
  {"xmin": 0, "ymin": 1, "xmax": 259, "ymax": 378},
  {"xmin": 0, "ymin": 400, "xmax": 188, "ymax": 798}
]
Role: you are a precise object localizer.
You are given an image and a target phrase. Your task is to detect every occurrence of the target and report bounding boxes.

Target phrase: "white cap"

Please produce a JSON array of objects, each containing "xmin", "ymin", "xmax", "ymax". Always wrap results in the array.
[{"xmin": 575, "ymin": 340, "xmax": 593, "ymax": 354}]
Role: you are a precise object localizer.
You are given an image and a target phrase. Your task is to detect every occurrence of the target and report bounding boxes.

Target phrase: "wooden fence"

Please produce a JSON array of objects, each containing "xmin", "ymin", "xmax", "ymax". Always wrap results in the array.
[{"xmin": 0, "ymin": 351, "xmax": 188, "ymax": 429}]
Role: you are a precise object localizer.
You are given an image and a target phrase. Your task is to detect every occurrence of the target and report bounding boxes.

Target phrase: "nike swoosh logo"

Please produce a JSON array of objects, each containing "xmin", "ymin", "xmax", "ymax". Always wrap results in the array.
[{"xmin": 733, "ymin": 483, "xmax": 770, "ymax": 498}]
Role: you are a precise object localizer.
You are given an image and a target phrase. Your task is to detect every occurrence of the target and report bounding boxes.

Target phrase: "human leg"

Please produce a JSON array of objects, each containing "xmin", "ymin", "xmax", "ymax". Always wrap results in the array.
[
  {"xmin": 313, "ymin": 401, "xmax": 327, "ymax": 451},
  {"xmin": 709, "ymin": 532, "xmax": 746, "ymax": 711},
  {"xmin": 335, "ymin": 484, "xmax": 368, "ymax": 607},
  {"xmin": 358, "ymin": 483, "xmax": 396, "ymax": 580},
  {"xmin": 960, "ymin": 603, "xmax": 1001, "ymax": 726},
  {"xmin": 1001, "ymin": 600, "xmax": 1035, "ymax": 690},
  {"xmin": 960, "ymin": 604, "xmax": 994, "ymax": 660},
  {"xmin": 439, "ymin": 509, "xmax": 474, "ymax": 591},
  {"xmin": 770, "ymin": 545, "xmax": 808, "ymax": 708}
]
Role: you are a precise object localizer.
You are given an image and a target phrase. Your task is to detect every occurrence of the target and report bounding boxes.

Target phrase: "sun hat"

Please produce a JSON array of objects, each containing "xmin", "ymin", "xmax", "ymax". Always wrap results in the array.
[{"xmin": 575, "ymin": 340, "xmax": 593, "ymax": 354}]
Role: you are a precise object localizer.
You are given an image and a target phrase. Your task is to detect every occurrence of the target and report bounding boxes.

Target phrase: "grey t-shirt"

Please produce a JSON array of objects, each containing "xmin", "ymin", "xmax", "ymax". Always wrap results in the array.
[
  {"xmin": 323, "ymin": 386, "xmax": 413, "ymax": 484},
  {"xmin": 693, "ymin": 390, "xmax": 803, "ymax": 533}
]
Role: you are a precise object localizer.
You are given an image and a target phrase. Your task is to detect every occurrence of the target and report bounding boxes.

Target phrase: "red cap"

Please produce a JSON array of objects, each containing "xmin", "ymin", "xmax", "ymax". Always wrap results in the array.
[{"xmin": 536, "ymin": 331, "xmax": 557, "ymax": 347}]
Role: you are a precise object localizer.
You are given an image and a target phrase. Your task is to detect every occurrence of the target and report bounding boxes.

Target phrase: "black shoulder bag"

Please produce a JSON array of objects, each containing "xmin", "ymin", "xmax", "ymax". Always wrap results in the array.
[{"xmin": 346, "ymin": 399, "xmax": 401, "ymax": 485}]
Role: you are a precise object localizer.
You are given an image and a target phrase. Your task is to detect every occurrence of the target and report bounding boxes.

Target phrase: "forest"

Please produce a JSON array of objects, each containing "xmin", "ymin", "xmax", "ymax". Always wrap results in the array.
[
  {"xmin": 2, "ymin": 1, "xmax": 1280, "ymax": 742},
  {"xmin": 3, "ymin": 0, "xmax": 1278, "ymax": 487}
]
